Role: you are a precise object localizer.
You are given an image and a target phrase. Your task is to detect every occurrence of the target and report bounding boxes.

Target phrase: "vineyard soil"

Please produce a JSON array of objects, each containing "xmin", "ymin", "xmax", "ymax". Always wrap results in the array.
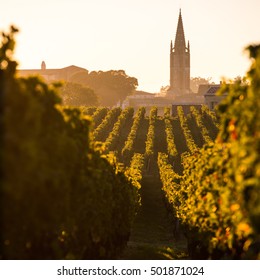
[{"xmin": 120, "ymin": 174, "xmax": 188, "ymax": 260}]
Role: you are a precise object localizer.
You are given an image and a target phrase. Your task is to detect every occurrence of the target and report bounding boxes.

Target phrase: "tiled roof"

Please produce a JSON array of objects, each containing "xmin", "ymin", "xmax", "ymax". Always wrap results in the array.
[{"xmin": 204, "ymin": 85, "xmax": 221, "ymax": 95}]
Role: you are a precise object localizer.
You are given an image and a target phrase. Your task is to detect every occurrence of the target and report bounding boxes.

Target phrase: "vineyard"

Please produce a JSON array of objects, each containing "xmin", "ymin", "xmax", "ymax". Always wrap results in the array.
[
  {"xmin": 85, "ymin": 105, "xmax": 218, "ymax": 170},
  {"xmin": 1, "ymin": 28, "xmax": 260, "ymax": 260},
  {"xmin": 82, "ymin": 104, "xmax": 220, "ymax": 259}
]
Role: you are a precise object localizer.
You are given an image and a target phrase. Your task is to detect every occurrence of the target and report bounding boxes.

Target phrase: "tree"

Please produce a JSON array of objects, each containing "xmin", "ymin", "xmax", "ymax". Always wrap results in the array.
[
  {"xmin": 190, "ymin": 77, "xmax": 213, "ymax": 93},
  {"xmin": 71, "ymin": 70, "xmax": 138, "ymax": 107},
  {"xmin": 60, "ymin": 82, "xmax": 99, "ymax": 106}
]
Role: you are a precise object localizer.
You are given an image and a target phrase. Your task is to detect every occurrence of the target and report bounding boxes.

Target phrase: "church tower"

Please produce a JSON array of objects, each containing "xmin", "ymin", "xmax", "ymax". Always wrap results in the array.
[{"xmin": 169, "ymin": 10, "xmax": 190, "ymax": 95}]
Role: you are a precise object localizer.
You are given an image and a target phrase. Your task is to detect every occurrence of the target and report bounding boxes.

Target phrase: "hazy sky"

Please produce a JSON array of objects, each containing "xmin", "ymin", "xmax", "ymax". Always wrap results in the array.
[{"xmin": 1, "ymin": 0, "xmax": 260, "ymax": 92}]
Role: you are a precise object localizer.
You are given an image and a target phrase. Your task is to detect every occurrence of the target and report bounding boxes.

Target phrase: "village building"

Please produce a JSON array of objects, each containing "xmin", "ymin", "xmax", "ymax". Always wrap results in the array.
[
  {"xmin": 18, "ymin": 63, "xmax": 87, "ymax": 83},
  {"xmin": 122, "ymin": 10, "xmax": 227, "ymax": 113},
  {"xmin": 203, "ymin": 84, "xmax": 228, "ymax": 110},
  {"xmin": 122, "ymin": 10, "xmax": 204, "ymax": 114}
]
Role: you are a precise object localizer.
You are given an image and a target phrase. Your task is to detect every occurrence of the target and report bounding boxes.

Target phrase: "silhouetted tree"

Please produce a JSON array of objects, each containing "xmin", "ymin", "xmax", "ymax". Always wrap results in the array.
[
  {"xmin": 61, "ymin": 82, "xmax": 99, "ymax": 106},
  {"xmin": 71, "ymin": 70, "xmax": 138, "ymax": 107}
]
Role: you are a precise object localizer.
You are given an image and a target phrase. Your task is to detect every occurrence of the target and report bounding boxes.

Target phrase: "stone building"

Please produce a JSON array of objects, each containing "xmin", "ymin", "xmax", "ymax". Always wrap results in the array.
[
  {"xmin": 203, "ymin": 85, "xmax": 227, "ymax": 109},
  {"xmin": 122, "ymin": 10, "xmax": 228, "ymax": 112},
  {"xmin": 122, "ymin": 10, "xmax": 205, "ymax": 113},
  {"xmin": 18, "ymin": 61, "xmax": 87, "ymax": 83}
]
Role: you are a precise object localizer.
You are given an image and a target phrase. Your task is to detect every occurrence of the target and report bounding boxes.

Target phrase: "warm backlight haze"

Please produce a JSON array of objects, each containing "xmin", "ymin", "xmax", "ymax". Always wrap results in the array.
[{"xmin": 1, "ymin": 0, "xmax": 260, "ymax": 92}]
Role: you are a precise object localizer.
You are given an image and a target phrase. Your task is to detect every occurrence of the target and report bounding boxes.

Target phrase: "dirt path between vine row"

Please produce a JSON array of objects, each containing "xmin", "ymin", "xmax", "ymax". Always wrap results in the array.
[{"xmin": 119, "ymin": 172, "xmax": 188, "ymax": 260}]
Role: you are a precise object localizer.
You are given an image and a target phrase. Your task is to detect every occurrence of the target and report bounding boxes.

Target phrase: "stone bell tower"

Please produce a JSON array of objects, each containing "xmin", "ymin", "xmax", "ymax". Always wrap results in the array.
[
  {"xmin": 41, "ymin": 61, "xmax": 46, "ymax": 70},
  {"xmin": 169, "ymin": 10, "xmax": 190, "ymax": 95}
]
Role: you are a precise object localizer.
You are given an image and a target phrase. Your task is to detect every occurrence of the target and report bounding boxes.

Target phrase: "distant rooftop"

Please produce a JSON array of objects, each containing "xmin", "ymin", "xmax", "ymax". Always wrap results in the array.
[
  {"xmin": 133, "ymin": 90, "xmax": 154, "ymax": 96},
  {"xmin": 204, "ymin": 85, "xmax": 222, "ymax": 95},
  {"xmin": 17, "ymin": 62, "xmax": 87, "ymax": 82}
]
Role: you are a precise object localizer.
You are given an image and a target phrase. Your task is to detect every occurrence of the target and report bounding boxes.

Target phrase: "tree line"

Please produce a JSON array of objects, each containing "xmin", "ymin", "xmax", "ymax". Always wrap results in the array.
[{"xmin": 61, "ymin": 69, "xmax": 138, "ymax": 107}]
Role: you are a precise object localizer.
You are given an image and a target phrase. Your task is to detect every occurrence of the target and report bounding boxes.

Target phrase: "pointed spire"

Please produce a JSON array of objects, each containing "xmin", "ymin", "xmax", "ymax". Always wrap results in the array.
[
  {"xmin": 41, "ymin": 61, "xmax": 46, "ymax": 70},
  {"xmin": 170, "ymin": 40, "xmax": 173, "ymax": 53},
  {"xmin": 174, "ymin": 9, "xmax": 186, "ymax": 50}
]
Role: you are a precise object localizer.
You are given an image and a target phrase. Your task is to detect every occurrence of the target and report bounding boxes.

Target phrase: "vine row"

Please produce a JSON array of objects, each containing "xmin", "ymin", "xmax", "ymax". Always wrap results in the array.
[
  {"xmin": 104, "ymin": 107, "xmax": 134, "ymax": 151},
  {"xmin": 121, "ymin": 107, "xmax": 146, "ymax": 163},
  {"xmin": 201, "ymin": 104, "xmax": 220, "ymax": 129},
  {"xmin": 93, "ymin": 107, "xmax": 121, "ymax": 141},
  {"xmin": 177, "ymin": 106, "xmax": 198, "ymax": 154},
  {"xmin": 145, "ymin": 106, "xmax": 157, "ymax": 157},
  {"xmin": 190, "ymin": 106, "xmax": 213, "ymax": 145},
  {"xmin": 164, "ymin": 107, "xmax": 178, "ymax": 157}
]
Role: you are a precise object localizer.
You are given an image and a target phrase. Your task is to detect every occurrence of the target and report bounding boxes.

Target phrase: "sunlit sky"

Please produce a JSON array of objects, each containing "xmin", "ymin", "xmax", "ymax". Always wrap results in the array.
[{"xmin": 1, "ymin": 0, "xmax": 260, "ymax": 92}]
